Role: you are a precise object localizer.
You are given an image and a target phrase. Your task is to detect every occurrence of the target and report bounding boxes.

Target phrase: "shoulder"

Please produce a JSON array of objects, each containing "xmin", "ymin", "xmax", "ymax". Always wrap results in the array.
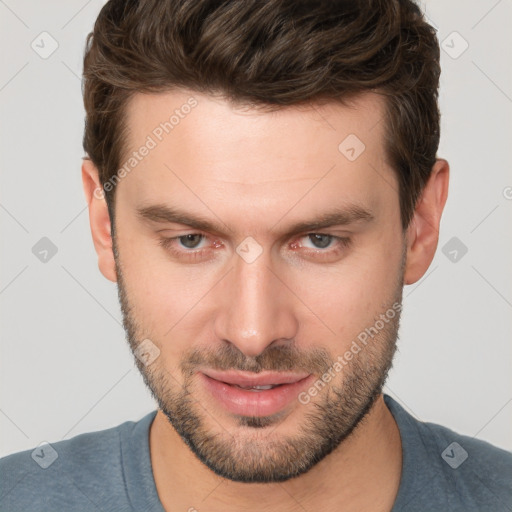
[
  {"xmin": 419, "ymin": 418, "xmax": 512, "ymax": 501},
  {"xmin": 0, "ymin": 414, "xmax": 154, "ymax": 512},
  {"xmin": 385, "ymin": 395, "xmax": 512, "ymax": 511}
]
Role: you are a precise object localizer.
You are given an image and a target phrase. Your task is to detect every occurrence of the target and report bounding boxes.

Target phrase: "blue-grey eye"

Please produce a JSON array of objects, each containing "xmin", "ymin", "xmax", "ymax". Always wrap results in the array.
[
  {"xmin": 178, "ymin": 234, "xmax": 204, "ymax": 249},
  {"xmin": 308, "ymin": 234, "xmax": 333, "ymax": 249}
]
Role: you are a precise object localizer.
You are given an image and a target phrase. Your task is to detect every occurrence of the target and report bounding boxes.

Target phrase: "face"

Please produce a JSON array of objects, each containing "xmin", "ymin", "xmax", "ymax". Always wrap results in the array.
[{"xmin": 111, "ymin": 90, "xmax": 406, "ymax": 482}]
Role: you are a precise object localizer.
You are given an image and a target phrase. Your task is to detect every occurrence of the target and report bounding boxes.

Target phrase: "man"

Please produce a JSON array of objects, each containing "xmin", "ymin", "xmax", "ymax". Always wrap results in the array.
[{"xmin": 1, "ymin": 0, "xmax": 511, "ymax": 510}]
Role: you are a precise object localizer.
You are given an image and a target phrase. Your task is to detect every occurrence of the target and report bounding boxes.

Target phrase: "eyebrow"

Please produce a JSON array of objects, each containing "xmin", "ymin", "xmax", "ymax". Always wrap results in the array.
[{"xmin": 137, "ymin": 203, "xmax": 374, "ymax": 237}]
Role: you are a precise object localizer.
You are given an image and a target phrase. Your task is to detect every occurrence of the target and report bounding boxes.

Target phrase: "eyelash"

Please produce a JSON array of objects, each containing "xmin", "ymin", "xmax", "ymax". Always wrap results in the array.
[{"xmin": 158, "ymin": 233, "xmax": 352, "ymax": 262}]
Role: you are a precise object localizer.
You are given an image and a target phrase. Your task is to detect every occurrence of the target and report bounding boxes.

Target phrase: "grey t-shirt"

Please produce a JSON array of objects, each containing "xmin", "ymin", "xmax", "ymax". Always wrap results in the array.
[{"xmin": 1, "ymin": 395, "xmax": 511, "ymax": 511}]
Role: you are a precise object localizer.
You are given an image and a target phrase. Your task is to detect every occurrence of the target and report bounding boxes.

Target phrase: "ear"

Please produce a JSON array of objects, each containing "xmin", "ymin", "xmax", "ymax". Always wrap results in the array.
[
  {"xmin": 81, "ymin": 159, "xmax": 117, "ymax": 283},
  {"xmin": 404, "ymin": 159, "xmax": 449, "ymax": 285}
]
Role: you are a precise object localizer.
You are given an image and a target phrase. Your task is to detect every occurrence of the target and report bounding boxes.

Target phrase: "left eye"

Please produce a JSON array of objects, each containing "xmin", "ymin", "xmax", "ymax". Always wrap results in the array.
[
  {"xmin": 176, "ymin": 234, "xmax": 206, "ymax": 249},
  {"xmin": 302, "ymin": 233, "xmax": 336, "ymax": 250}
]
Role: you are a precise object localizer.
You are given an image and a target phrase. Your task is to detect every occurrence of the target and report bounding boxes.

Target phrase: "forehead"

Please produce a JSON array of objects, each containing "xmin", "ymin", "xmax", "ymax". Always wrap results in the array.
[
  {"xmin": 118, "ymin": 89, "xmax": 397, "ymax": 233},
  {"xmin": 123, "ymin": 89, "xmax": 388, "ymax": 165}
]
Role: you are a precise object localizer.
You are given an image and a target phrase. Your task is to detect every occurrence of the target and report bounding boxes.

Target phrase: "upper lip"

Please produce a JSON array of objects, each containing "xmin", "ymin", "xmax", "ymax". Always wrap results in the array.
[{"xmin": 201, "ymin": 369, "xmax": 311, "ymax": 387}]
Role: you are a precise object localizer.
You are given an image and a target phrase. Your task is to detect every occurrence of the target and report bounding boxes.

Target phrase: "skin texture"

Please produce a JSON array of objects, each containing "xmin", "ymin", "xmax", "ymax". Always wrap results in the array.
[{"xmin": 82, "ymin": 90, "xmax": 449, "ymax": 511}]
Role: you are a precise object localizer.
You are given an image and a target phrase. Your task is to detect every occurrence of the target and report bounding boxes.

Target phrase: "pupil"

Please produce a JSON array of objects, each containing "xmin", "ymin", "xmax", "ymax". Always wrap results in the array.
[{"xmin": 309, "ymin": 234, "xmax": 331, "ymax": 249}]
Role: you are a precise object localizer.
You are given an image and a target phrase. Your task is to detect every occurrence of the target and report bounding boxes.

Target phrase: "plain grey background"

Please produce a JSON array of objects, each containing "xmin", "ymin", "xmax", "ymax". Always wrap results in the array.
[{"xmin": 1, "ymin": 0, "xmax": 511, "ymax": 458}]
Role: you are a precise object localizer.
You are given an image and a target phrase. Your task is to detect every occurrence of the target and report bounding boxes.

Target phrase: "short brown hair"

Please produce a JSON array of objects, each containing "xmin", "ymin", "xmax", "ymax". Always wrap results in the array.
[{"xmin": 82, "ymin": 0, "xmax": 441, "ymax": 228}]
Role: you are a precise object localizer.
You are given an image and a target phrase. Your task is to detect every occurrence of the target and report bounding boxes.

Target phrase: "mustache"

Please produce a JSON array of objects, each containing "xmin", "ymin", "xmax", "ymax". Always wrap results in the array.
[{"xmin": 181, "ymin": 343, "xmax": 333, "ymax": 376}]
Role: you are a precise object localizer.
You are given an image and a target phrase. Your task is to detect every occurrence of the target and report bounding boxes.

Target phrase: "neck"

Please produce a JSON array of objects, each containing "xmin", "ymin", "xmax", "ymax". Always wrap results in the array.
[{"xmin": 149, "ymin": 394, "xmax": 402, "ymax": 512}]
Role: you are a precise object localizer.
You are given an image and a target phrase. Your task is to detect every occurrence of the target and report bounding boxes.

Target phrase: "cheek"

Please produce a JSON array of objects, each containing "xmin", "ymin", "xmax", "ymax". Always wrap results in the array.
[
  {"xmin": 287, "ymin": 231, "xmax": 403, "ymax": 343},
  {"xmin": 121, "ymin": 253, "xmax": 208, "ymax": 333},
  {"xmin": 115, "ymin": 222, "xmax": 203, "ymax": 338}
]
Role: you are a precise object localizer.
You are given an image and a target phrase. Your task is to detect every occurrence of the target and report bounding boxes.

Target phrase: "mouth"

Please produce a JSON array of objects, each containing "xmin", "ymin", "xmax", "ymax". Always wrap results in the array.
[
  {"xmin": 229, "ymin": 384, "xmax": 283, "ymax": 390},
  {"xmin": 199, "ymin": 369, "xmax": 314, "ymax": 418}
]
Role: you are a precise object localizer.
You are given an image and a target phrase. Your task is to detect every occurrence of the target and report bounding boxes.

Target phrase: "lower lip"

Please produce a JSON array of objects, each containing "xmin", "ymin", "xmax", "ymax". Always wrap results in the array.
[{"xmin": 199, "ymin": 373, "xmax": 314, "ymax": 418}]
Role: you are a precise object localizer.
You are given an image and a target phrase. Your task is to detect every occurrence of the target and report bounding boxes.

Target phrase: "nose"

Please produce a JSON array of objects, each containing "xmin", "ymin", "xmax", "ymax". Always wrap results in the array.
[{"xmin": 213, "ymin": 247, "xmax": 299, "ymax": 358}]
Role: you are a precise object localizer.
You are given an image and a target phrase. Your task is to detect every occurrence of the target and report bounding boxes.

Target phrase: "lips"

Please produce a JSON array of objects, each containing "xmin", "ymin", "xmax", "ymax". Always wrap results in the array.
[
  {"xmin": 199, "ymin": 369, "xmax": 314, "ymax": 417},
  {"xmin": 201, "ymin": 368, "xmax": 310, "ymax": 388}
]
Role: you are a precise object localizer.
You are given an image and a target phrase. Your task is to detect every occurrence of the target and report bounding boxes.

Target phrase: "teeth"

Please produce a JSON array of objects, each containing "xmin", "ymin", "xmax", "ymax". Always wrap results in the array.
[{"xmin": 235, "ymin": 384, "xmax": 276, "ymax": 390}]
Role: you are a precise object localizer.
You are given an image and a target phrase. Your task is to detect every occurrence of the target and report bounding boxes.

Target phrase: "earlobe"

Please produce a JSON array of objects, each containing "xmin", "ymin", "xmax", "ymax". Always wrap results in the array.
[
  {"xmin": 404, "ymin": 159, "xmax": 450, "ymax": 285},
  {"xmin": 81, "ymin": 159, "xmax": 118, "ymax": 283}
]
